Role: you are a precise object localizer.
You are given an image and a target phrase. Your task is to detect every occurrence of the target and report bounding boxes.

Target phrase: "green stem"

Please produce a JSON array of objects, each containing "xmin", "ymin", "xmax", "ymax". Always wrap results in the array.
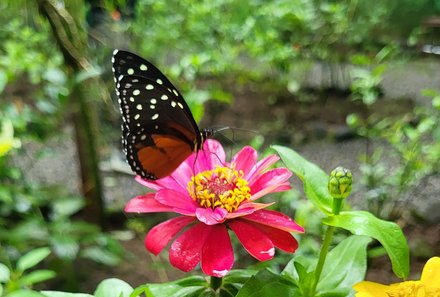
[
  {"xmin": 332, "ymin": 198, "xmax": 343, "ymax": 215},
  {"xmin": 310, "ymin": 225, "xmax": 335, "ymax": 296},
  {"xmin": 210, "ymin": 276, "xmax": 222, "ymax": 291},
  {"xmin": 310, "ymin": 198, "xmax": 342, "ymax": 296}
]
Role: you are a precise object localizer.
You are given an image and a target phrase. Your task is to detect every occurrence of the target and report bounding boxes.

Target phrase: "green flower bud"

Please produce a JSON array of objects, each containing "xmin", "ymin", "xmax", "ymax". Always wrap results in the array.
[{"xmin": 328, "ymin": 167, "xmax": 352, "ymax": 199}]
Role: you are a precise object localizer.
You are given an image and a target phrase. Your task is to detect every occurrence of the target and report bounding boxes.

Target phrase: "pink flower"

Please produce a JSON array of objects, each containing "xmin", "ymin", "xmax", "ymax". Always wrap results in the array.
[{"xmin": 125, "ymin": 140, "xmax": 304, "ymax": 277}]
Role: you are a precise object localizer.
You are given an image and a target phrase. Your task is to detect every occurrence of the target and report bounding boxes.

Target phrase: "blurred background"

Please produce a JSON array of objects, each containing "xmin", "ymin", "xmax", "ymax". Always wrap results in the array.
[{"xmin": 0, "ymin": 0, "xmax": 439, "ymax": 293}]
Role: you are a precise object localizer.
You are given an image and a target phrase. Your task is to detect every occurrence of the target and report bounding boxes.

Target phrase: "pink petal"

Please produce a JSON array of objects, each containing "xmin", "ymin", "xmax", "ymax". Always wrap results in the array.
[
  {"xmin": 155, "ymin": 189, "xmax": 198, "ymax": 215},
  {"xmin": 136, "ymin": 175, "xmax": 186, "ymax": 194},
  {"xmin": 250, "ymin": 168, "xmax": 292, "ymax": 194},
  {"xmin": 196, "ymin": 207, "xmax": 228, "ymax": 225},
  {"xmin": 250, "ymin": 183, "xmax": 292, "ymax": 201},
  {"xmin": 166, "ymin": 162, "xmax": 194, "ymax": 193},
  {"xmin": 228, "ymin": 219, "xmax": 274, "ymax": 261},
  {"xmin": 124, "ymin": 193, "xmax": 173, "ymax": 213},
  {"xmin": 204, "ymin": 139, "xmax": 226, "ymax": 166},
  {"xmin": 246, "ymin": 154, "xmax": 280, "ymax": 182},
  {"xmin": 135, "ymin": 175, "xmax": 162, "ymax": 191},
  {"xmin": 201, "ymin": 224, "xmax": 234, "ymax": 277},
  {"xmin": 186, "ymin": 139, "xmax": 226, "ymax": 173},
  {"xmin": 249, "ymin": 221, "xmax": 299, "ymax": 253},
  {"xmin": 169, "ymin": 222, "xmax": 210, "ymax": 272},
  {"xmin": 226, "ymin": 202, "xmax": 274, "ymax": 219},
  {"xmin": 231, "ymin": 146, "xmax": 257, "ymax": 175},
  {"xmin": 145, "ymin": 216, "xmax": 196, "ymax": 255},
  {"xmin": 243, "ymin": 209, "xmax": 304, "ymax": 233}
]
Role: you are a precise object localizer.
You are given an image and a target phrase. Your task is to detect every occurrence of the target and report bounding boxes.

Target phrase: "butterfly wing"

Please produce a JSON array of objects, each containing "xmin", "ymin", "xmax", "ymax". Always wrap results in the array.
[
  {"xmin": 113, "ymin": 50, "xmax": 203, "ymax": 180},
  {"xmin": 112, "ymin": 50, "xmax": 200, "ymax": 132}
]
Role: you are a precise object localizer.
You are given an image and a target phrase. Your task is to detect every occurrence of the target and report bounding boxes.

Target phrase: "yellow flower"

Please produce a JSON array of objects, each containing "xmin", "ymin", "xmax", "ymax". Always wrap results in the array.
[
  {"xmin": 354, "ymin": 257, "xmax": 440, "ymax": 297},
  {"xmin": 0, "ymin": 119, "xmax": 20, "ymax": 157}
]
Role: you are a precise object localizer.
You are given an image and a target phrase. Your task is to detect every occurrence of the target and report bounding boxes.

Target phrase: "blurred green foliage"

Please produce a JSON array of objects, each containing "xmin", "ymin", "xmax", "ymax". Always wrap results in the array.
[
  {"xmin": 0, "ymin": 13, "xmax": 66, "ymax": 140},
  {"xmin": 347, "ymin": 90, "xmax": 440, "ymax": 219},
  {"xmin": 117, "ymin": 0, "xmax": 437, "ymax": 95},
  {"xmin": 0, "ymin": 2, "xmax": 122, "ymax": 291},
  {"xmin": 0, "ymin": 122, "xmax": 125, "ymax": 291},
  {"xmin": 0, "ymin": 247, "xmax": 55, "ymax": 296}
]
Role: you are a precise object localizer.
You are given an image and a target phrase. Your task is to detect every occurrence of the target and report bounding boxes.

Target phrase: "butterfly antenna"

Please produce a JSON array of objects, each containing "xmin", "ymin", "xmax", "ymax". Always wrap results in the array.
[
  {"xmin": 212, "ymin": 126, "xmax": 259, "ymax": 135},
  {"xmin": 210, "ymin": 126, "xmax": 260, "ymax": 160}
]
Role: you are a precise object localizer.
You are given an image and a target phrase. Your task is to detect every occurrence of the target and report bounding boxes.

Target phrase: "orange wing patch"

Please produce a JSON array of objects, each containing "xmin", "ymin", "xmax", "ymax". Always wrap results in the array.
[{"xmin": 137, "ymin": 135, "xmax": 193, "ymax": 179}]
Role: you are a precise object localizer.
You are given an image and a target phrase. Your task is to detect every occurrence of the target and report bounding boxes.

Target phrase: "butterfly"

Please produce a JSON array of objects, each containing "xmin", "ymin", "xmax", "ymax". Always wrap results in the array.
[{"xmin": 112, "ymin": 50, "xmax": 213, "ymax": 180}]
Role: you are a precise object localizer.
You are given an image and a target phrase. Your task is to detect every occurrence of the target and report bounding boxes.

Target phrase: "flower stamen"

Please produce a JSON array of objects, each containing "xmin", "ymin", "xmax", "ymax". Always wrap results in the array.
[{"xmin": 188, "ymin": 165, "xmax": 251, "ymax": 213}]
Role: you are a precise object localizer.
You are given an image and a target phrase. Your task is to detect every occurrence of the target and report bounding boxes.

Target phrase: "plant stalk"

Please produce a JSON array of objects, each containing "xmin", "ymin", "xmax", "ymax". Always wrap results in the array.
[
  {"xmin": 310, "ymin": 197, "xmax": 343, "ymax": 296},
  {"xmin": 310, "ymin": 225, "xmax": 335, "ymax": 296},
  {"xmin": 210, "ymin": 276, "xmax": 222, "ymax": 291}
]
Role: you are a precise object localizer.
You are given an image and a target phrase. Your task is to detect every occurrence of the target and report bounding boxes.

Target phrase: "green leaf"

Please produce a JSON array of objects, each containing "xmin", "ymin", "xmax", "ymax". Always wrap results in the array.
[
  {"xmin": 323, "ymin": 211, "xmax": 409, "ymax": 278},
  {"xmin": 220, "ymin": 283, "xmax": 240, "ymax": 297},
  {"xmin": 317, "ymin": 235, "xmax": 371, "ymax": 295},
  {"xmin": 19, "ymin": 270, "xmax": 56, "ymax": 286},
  {"xmin": 94, "ymin": 278, "xmax": 133, "ymax": 297},
  {"xmin": 81, "ymin": 247, "xmax": 120, "ymax": 266},
  {"xmin": 0, "ymin": 70, "xmax": 7, "ymax": 93},
  {"xmin": 51, "ymin": 236, "xmax": 80, "ymax": 261},
  {"xmin": 316, "ymin": 289, "xmax": 350, "ymax": 297},
  {"xmin": 281, "ymin": 257, "xmax": 314, "ymax": 294},
  {"xmin": 272, "ymin": 145, "xmax": 332, "ymax": 215},
  {"xmin": 75, "ymin": 67, "xmax": 102, "ymax": 83},
  {"xmin": 223, "ymin": 269, "xmax": 257, "ymax": 285},
  {"xmin": 150, "ymin": 286, "xmax": 208, "ymax": 297},
  {"xmin": 0, "ymin": 263, "xmax": 11, "ymax": 282},
  {"xmin": 6, "ymin": 289, "xmax": 47, "ymax": 297},
  {"xmin": 17, "ymin": 248, "xmax": 51, "ymax": 272},
  {"xmin": 236, "ymin": 269, "xmax": 299, "ymax": 297},
  {"xmin": 220, "ymin": 270, "xmax": 257, "ymax": 297},
  {"xmin": 129, "ymin": 285, "xmax": 153, "ymax": 297},
  {"xmin": 52, "ymin": 198, "xmax": 84, "ymax": 218},
  {"xmin": 282, "ymin": 256, "xmax": 314, "ymax": 283},
  {"xmin": 146, "ymin": 276, "xmax": 207, "ymax": 297},
  {"xmin": 41, "ymin": 291, "xmax": 94, "ymax": 297}
]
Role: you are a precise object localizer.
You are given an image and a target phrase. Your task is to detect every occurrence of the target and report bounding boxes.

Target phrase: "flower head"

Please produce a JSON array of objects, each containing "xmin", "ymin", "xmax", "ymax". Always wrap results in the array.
[
  {"xmin": 125, "ymin": 140, "xmax": 304, "ymax": 277},
  {"xmin": 328, "ymin": 166, "xmax": 352, "ymax": 199},
  {"xmin": 354, "ymin": 256, "xmax": 440, "ymax": 297}
]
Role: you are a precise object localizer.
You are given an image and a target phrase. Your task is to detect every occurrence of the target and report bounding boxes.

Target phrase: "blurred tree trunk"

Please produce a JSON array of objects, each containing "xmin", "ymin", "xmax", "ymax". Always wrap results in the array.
[{"xmin": 38, "ymin": 0, "xmax": 104, "ymax": 228}]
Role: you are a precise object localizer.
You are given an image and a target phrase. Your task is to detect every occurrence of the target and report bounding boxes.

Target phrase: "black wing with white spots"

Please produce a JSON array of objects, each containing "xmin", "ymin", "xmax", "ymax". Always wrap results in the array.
[{"xmin": 112, "ymin": 49, "xmax": 211, "ymax": 180}]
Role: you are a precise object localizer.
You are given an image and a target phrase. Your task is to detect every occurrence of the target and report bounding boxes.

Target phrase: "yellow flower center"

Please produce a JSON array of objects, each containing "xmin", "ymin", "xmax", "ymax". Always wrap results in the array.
[
  {"xmin": 386, "ymin": 281, "xmax": 440, "ymax": 297},
  {"xmin": 187, "ymin": 165, "xmax": 251, "ymax": 213}
]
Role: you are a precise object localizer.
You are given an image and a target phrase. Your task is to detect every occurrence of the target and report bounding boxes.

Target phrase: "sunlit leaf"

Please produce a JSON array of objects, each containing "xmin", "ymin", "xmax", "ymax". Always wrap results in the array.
[
  {"xmin": 317, "ymin": 235, "xmax": 371, "ymax": 295},
  {"xmin": 41, "ymin": 291, "xmax": 94, "ymax": 297},
  {"xmin": 51, "ymin": 236, "xmax": 79, "ymax": 260},
  {"xmin": 52, "ymin": 198, "xmax": 84, "ymax": 219},
  {"xmin": 80, "ymin": 247, "xmax": 120, "ymax": 266},
  {"xmin": 17, "ymin": 247, "xmax": 51, "ymax": 272},
  {"xmin": 272, "ymin": 145, "xmax": 332, "ymax": 214},
  {"xmin": 19, "ymin": 269, "xmax": 56, "ymax": 286},
  {"xmin": 323, "ymin": 211, "xmax": 409, "ymax": 278},
  {"xmin": 0, "ymin": 263, "xmax": 10, "ymax": 282},
  {"xmin": 94, "ymin": 278, "xmax": 133, "ymax": 297},
  {"xmin": 7, "ymin": 289, "xmax": 47, "ymax": 297}
]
